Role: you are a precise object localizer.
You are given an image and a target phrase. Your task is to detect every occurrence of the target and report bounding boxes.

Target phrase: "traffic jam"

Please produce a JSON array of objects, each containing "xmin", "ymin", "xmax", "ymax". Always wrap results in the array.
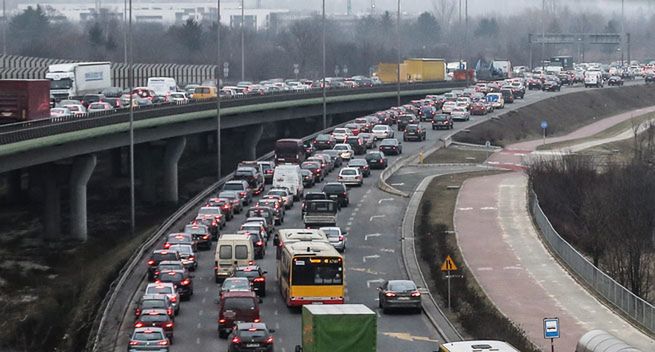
[{"xmin": 126, "ymin": 80, "xmax": 530, "ymax": 351}]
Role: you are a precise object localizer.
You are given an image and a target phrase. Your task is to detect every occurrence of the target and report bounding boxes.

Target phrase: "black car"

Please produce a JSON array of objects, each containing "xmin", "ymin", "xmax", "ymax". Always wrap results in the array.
[
  {"xmin": 303, "ymin": 140, "xmax": 315, "ymax": 156},
  {"xmin": 321, "ymin": 182, "xmax": 349, "ymax": 207},
  {"xmin": 608, "ymin": 75, "xmax": 624, "ymax": 86},
  {"xmin": 378, "ymin": 279, "xmax": 422, "ymax": 314},
  {"xmin": 542, "ymin": 80, "xmax": 561, "ymax": 91},
  {"xmin": 379, "ymin": 138, "xmax": 402, "ymax": 155},
  {"xmin": 403, "ymin": 124, "xmax": 426, "ymax": 141},
  {"xmin": 347, "ymin": 158, "xmax": 371, "ymax": 177},
  {"xmin": 346, "ymin": 135, "xmax": 366, "ymax": 155},
  {"xmin": 227, "ymin": 322, "xmax": 275, "ymax": 352},
  {"xmin": 431, "ymin": 114, "xmax": 453, "ymax": 130},
  {"xmin": 232, "ymin": 265, "xmax": 267, "ymax": 297},
  {"xmin": 147, "ymin": 250, "xmax": 181, "ymax": 281},
  {"xmin": 397, "ymin": 114, "xmax": 418, "ymax": 131},
  {"xmin": 300, "ymin": 169, "xmax": 315, "ymax": 187},
  {"xmin": 157, "ymin": 270, "xmax": 193, "ymax": 300},
  {"xmin": 239, "ymin": 230, "xmax": 266, "ymax": 259},
  {"xmin": 183, "ymin": 223, "xmax": 211, "ymax": 250},
  {"xmin": 365, "ymin": 151, "xmax": 388, "ymax": 169},
  {"xmin": 500, "ymin": 89, "xmax": 515, "ymax": 103},
  {"xmin": 645, "ymin": 73, "xmax": 655, "ymax": 83},
  {"xmin": 313, "ymin": 134, "xmax": 337, "ymax": 150}
]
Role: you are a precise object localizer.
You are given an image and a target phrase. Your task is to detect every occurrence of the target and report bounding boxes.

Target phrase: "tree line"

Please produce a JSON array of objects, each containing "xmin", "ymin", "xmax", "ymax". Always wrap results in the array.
[{"xmin": 8, "ymin": 3, "xmax": 655, "ymax": 82}]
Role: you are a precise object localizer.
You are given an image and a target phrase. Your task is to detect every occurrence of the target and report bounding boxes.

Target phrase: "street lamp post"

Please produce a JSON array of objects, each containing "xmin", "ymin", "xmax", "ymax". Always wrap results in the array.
[
  {"xmin": 128, "ymin": 0, "xmax": 135, "ymax": 236},
  {"xmin": 321, "ymin": 0, "xmax": 326, "ymax": 129},
  {"xmin": 217, "ymin": 0, "xmax": 222, "ymax": 179},
  {"xmin": 396, "ymin": 0, "xmax": 400, "ymax": 107},
  {"xmin": 541, "ymin": 0, "xmax": 545, "ymax": 72},
  {"xmin": 241, "ymin": 0, "xmax": 245, "ymax": 81}
]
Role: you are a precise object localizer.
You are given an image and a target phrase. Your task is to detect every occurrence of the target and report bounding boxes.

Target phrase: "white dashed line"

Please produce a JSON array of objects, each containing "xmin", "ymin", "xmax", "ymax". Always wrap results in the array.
[
  {"xmin": 369, "ymin": 215, "xmax": 384, "ymax": 221},
  {"xmin": 378, "ymin": 198, "xmax": 394, "ymax": 204},
  {"xmin": 363, "ymin": 255, "xmax": 380, "ymax": 263},
  {"xmin": 202, "ymin": 297, "xmax": 206, "ymax": 304},
  {"xmin": 364, "ymin": 233, "xmax": 381, "ymax": 241},
  {"xmin": 198, "ymin": 309, "xmax": 204, "ymax": 316},
  {"xmin": 366, "ymin": 279, "xmax": 385, "ymax": 287},
  {"xmin": 457, "ymin": 207, "xmax": 473, "ymax": 211},
  {"xmin": 197, "ymin": 322, "xmax": 202, "ymax": 329},
  {"xmin": 196, "ymin": 337, "xmax": 201, "ymax": 344},
  {"xmin": 347, "ymin": 221, "xmax": 353, "ymax": 226}
]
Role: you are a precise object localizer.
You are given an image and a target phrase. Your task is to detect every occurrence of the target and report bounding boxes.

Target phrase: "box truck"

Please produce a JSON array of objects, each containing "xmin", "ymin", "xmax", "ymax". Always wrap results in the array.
[
  {"xmin": 405, "ymin": 58, "xmax": 446, "ymax": 81},
  {"xmin": 46, "ymin": 62, "xmax": 111, "ymax": 100},
  {"xmin": 0, "ymin": 80, "xmax": 51, "ymax": 124},
  {"xmin": 296, "ymin": 304, "xmax": 376, "ymax": 352}
]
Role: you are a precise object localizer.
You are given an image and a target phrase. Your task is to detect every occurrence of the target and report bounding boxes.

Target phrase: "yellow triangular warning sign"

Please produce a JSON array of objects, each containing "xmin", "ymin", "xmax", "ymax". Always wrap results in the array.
[{"xmin": 440, "ymin": 255, "xmax": 458, "ymax": 271}]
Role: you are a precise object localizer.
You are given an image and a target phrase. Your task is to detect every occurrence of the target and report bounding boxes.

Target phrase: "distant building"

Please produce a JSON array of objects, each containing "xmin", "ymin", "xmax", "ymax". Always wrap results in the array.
[{"xmin": 17, "ymin": 1, "xmax": 289, "ymax": 30}]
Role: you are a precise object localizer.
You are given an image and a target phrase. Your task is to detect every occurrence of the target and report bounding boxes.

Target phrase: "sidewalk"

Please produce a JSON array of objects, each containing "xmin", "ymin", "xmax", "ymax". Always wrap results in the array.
[{"xmin": 453, "ymin": 108, "xmax": 655, "ymax": 351}]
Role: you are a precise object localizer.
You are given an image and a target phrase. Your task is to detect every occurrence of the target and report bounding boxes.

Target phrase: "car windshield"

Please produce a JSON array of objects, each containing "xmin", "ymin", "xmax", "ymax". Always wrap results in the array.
[
  {"xmin": 234, "ymin": 270, "xmax": 260, "ymax": 279},
  {"xmin": 146, "ymin": 286, "xmax": 173, "ymax": 295},
  {"xmin": 169, "ymin": 245, "xmax": 192, "ymax": 255},
  {"xmin": 349, "ymin": 160, "xmax": 366, "ymax": 166},
  {"xmin": 159, "ymin": 272, "xmax": 184, "ymax": 282},
  {"xmin": 184, "ymin": 225, "xmax": 207, "ymax": 234},
  {"xmin": 158, "ymin": 263, "xmax": 183, "ymax": 271},
  {"xmin": 133, "ymin": 331, "xmax": 164, "ymax": 340},
  {"xmin": 380, "ymin": 140, "xmax": 396, "ymax": 146},
  {"xmin": 434, "ymin": 115, "xmax": 447, "ymax": 121},
  {"xmin": 223, "ymin": 297, "xmax": 256, "ymax": 310},
  {"xmin": 139, "ymin": 313, "xmax": 169, "ymax": 323},
  {"xmin": 333, "ymin": 129, "xmax": 347, "ymax": 134},
  {"xmin": 223, "ymin": 278, "xmax": 251, "ymax": 291},
  {"xmin": 334, "ymin": 145, "xmax": 348, "ymax": 150},
  {"xmin": 152, "ymin": 252, "xmax": 177, "ymax": 261},
  {"xmin": 321, "ymin": 228, "xmax": 340, "ymax": 238},
  {"xmin": 238, "ymin": 328, "xmax": 268, "ymax": 338},
  {"xmin": 341, "ymin": 169, "xmax": 357, "ymax": 176},
  {"xmin": 388, "ymin": 281, "xmax": 417, "ymax": 292},
  {"xmin": 372, "ymin": 126, "xmax": 386, "ymax": 131}
]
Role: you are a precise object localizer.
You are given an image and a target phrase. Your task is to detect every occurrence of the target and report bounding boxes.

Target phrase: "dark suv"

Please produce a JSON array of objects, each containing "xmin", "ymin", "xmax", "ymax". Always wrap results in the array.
[
  {"xmin": 218, "ymin": 291, "xmax": 261, "ymax": 338},
  {"xmin": 346, "ymin": 135, "xmax": 366, "ymax": 155},
  {"xmin": 147, "ymin": 250, "xmax": 181, "ymax": 281},
  {"xmin": 313, "ymin": 134, "xmax": 336, "ymax": 150},
  {"xmin": 432, "ymin": 114, "xmax": 453, "ymax": 130},
  {"xmin": 234, "ymin": 167, "xmax": 265, "ymax": 195},
  {"xmin": 397, "ymin": 114, "xmax": 418, "ymax": 131},
  {"xmin": 403, "ymin": 124, "xmax": 426, "ymax": 141},
  {"xmin": 302, "ymin": 192, "xmax": 328, "ymax": 214},
  {"xmin": 322, "ymin": 182, "xmax": 349, "ymax": 207}
]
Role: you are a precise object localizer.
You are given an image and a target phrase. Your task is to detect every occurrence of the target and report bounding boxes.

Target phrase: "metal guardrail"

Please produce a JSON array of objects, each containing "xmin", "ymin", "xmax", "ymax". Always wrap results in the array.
[
  {"xmin": 530, "ymin": 190, "xmax": 655, "ymax": 334},
  {"xmin": 0, "ymin": 81, "xmax": 465, "ymax": 146},
  {"xmin": 87, "ymin": 119, "xmax": 357, "ymax": 351}
]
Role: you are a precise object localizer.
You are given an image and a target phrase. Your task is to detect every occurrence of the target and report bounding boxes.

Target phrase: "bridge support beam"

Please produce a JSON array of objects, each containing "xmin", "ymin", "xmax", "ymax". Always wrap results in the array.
[
  {"xmin": 137, "ymin": 146, "xmax": 157, "ymax": 203},
  {"xmin": 69, "ymin": 154, "xmax": 96, "ymax": 242},
  {"xmin": 43, "ymin": 164, "xmax": 61, "ymax": 240},
  {"xmin": 243, "ymin": 124, "xmax": 264, "ymax": 160},
  {"xmin": 162, "ymin": 137, "xmax": 186, "ymax": 203}
]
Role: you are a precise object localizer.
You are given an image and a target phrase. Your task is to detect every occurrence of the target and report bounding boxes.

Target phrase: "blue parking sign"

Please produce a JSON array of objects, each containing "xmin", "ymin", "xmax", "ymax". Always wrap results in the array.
[{"xmin": 543, "ymin": 318, "xmax": 560, "ymax": 339}]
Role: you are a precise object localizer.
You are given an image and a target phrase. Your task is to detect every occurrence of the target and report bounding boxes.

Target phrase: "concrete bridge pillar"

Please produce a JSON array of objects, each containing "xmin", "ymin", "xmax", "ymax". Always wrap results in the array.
[
  {"xmin": 162, "ymin": 137, "xmax": 186, "ymax": 203},
  {"xmin": 110, "ymin": 148, "xmax": 123, "ymax": 177},
  {"xmin": 243, "ymin": 124, "xmax": 264, "ymax": 160},
  {"xmin": 69, "ymin": 154, "xmax": 96, "ymax": 242},
  {"xmin": 43, "ymin": 164, "xmax": 61, "ymax": 240},
  {"xmin": 6, "ymin": 169, "xmax": 23, "ymax": 203},
  {"xmin": 137, "ymin": 145, "xmax": 157, "ymax": 203}
]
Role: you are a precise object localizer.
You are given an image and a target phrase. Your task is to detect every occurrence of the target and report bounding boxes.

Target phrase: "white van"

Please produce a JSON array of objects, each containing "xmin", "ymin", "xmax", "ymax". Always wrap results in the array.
[
  {"xmin": 584, "ymin": 70, "xmax": 603, "ymax": 88},
  {"xmin": 214, "ymin": 234, "xmax": 254, "ymax": 283},
  {"xmin": 272, "ymin": 164, "xmax": 304, "ymax": 201},
  {"xmin": 147, "ymin": 77, "xmax": 178, "ymax": 96}
]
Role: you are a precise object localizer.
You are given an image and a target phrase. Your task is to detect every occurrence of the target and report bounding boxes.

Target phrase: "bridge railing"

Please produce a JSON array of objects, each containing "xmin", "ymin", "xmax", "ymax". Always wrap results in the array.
[{"xmin": 0, "ymin": 81, "xmax": 465, "ymax": 146}]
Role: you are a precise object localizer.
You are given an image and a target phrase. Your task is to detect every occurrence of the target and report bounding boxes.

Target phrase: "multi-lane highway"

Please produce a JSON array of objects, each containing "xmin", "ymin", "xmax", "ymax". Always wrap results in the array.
[{"xmin": 112, "ymin": 82, "xmax": 641, "ymax": 352}]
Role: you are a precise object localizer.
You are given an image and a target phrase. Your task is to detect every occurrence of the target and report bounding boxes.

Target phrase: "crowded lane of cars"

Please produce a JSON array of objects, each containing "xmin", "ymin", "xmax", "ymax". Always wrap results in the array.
[{"xmin": 121, "ymin": 79, "xmax": 607, "ymax": 352}]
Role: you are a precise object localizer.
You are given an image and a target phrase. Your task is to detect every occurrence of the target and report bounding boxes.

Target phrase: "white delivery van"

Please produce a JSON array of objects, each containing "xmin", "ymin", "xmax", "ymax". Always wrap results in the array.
[
  {"xmin": 147, "ymin": 77, "xmax": 178, "ymax": 96},
  {"xmin": 272, "ymin": 164, "xmax": 304, "ymax": 201},
  {"xmin": 214, "ymin": 234, "xmax": 254, "ymax": 283},
  {"xmin": 584, "ymin": 70, "xmax": 603, "ymax": 88}
]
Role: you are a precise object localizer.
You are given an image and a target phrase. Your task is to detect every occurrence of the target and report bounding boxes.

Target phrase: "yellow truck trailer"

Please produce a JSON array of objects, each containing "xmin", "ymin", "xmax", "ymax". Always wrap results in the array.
[{"xmin": 375, "ymin": 58, "xmax": 445, "ymax": 83}]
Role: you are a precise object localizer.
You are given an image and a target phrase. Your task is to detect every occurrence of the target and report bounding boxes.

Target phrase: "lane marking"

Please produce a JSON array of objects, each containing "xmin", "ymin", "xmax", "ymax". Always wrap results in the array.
[
  {"xmin": 380, "ymin": 248, "xmax": 395, "ymax": 253},
  {"xmin": 365, "ymin": 233, "xmax": 381, "ymax": 241},
  {"xmin": 197, "ymin": 322, "xmax": 202, "ymax": 329},
  {"xmin": 204, "ymin": 287, "xmax": 209, "ymax": 292},
  {"xmin": 369, "ymin": 215, "xmax": 384, "ymax": 221},
  {"xmin": 198, "ymin": 309, "xmax": 204, "ymax": 316},
  {"xmin": 382, "ymin": 332, "xmax": 439, "ymax": 343},
  {"xmin": 363, "ymin": 254, "xmax": 380, "ymax": 263},
  {"xmin": 480, "ymin": 206, "xmax": 497, "ymax": 210},
  {"xmin": 196, "ymin": 337, "xmax": 201, "ymax": 344},
  {"xmin": 274, "ymin": 309, "xmax": 279, "ymax": 316},
  {"xmin": 366, "ymin": 279, "xmax": 385, "ymax": 287},
  {"xmin": 477, "ymin": 267, "xmax": 493, "ymax": 271},
  {"xmin": 347, "ymin": 221, "xmax": 353, "ymax": 226},
  {"xmin": 457, "ymin": 207, "xmax": 473, "ymax": 211},
  {"xmin": 202, "ymin": 297, "xmax": 206, "ymax": 304},
  {"xmin": 503, "ymin": 266, "xmax": 522, "ymax": 270},
  {"xmin": 345, "ymin": 227, "xmax": 351, "ymax": 232},
  {"xmin": 390, "ymin": 182, "xmax": 404, "ymax": 186},
  {"xmin": 378, "ymin": 198, "xmax": 394, "ymax": 204}
]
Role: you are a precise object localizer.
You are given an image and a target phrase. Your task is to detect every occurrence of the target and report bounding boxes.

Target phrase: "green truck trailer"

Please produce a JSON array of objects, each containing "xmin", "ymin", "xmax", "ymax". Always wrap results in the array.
[{"xmin": 296, "ymin": 304, "xmax": 377, "ymax": 352}]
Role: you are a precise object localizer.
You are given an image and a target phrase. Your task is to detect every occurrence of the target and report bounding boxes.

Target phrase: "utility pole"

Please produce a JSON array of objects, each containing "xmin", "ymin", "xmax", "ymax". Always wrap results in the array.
[
  {"xmin": 321, "ymin": 0, "xmax": 326, "ymax": 129},
  {"xmin": 541, "ymin": 0, "xmax": 546, "ymax": 72},
  {"xmin": 621, "ymin": 0, "xmax": 625, "ymax": 66},
  {"xmin": 217, "ymin": 0, "xmax": 222, "ymax": 179},
  {"xmin": 2, "ymin": 0, "xmax": 6, "ymax": 57},
  {"xmin": 128, "ymin": 0, "xmax": 135, "ymax": 236},
  {"xmin": 241, "ymin": 0, "xmax": 245, "ymax": 81},
  {"xmin": 396, "ymin": 0, "xmax": 400, "ymax": 107},
  {"xmin": 123, "ymin": 0, "xmax": 127, "ymax": 63}
]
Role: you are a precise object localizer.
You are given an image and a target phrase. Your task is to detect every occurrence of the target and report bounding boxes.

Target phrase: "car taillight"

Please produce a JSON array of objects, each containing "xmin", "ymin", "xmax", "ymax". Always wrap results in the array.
[
  {"xmin": 134, "ymin": 308, "xmax": 141, "ymax": 316},
  {"xmin": 232, "ymin": 336, "xmax": 241, "ymax": 344},
  {"xmin": 181, "ymin": 279, "xmax": 190, "ymax": 285},
  {"xmin": 338, "ymin": 235, "xmax": 344, "ymax": 241},
  {"xmin": 219, "ymin": 318, "xmax": 226, "ymax": 323},
  {"xmin": 163, "ymin": 242, "xmax": 171, "ymax": 249},
  {"xmin": 254, "ymin": 277, "xmax": 265, "ymax": 282},
  {"xmin": 239, "ymin": 192, "xmax": 246, "ymax": 196},
  {"xmin": 134, "ymin": 321, "xmax": 144, "ymax": 328},
  {"xmin": 265, "ymin": 336, "xmax": 274, "ymax": 344},
  {"xmin": 313, "ymin": 169, "xmax": 320, "ymax": 174},
  {"xmin": 189, "ymin": 255, "xmax": 195, "ymax": 261},
  {"xmin": 129, "ymin": 340, "xmax": 139, "ymax": 346},
  {"xmin": 203, "ymin": 234, "xmax": 210, "ymax": 240},
  {"xmin": 211, "ymin": 220, "xmax": 217, "ymax": 226},
  {"xmin": 341, "ymin": 192, "xmax": 347, "ymax": 196},
  {"xmin": 411, "ymin": 291, "xmax": 421, "ymax": 297},
  {"xmin": 147, "ymin": 259, "xmax": 155, "ymax": 266},
  {"xmin": 165, "ymin": 322, "xmax": 174, "ymax": 328},
  {"xmin": 256, "ymin": 241, "xmax": 263, "ymax": 246},
  {"xmin": 385, "ymin": 292, "xmax": 396, "ymax": 297},
  {"xmin": 167, "ymin": 308, "xmax": 173, "ymax": 316},
  {"xmin": 248, "ymin": 260, "xmax": 255, "ymax": 265},
  {"xmin": 170, "ymin": 296, "xmax": 177, "ymax": 303},
  {"xmin": 254, "ymin": 318, "xmax": 261, "ymax": 323},
  {"xmin": 158, "ymin": 340, "xmax": 169, "ymax": 346}
]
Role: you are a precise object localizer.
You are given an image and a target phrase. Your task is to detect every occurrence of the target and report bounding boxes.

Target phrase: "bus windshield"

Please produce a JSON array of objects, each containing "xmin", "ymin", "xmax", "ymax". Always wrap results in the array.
[{"xmin": 292, "ymin": 257, "xmax": 343, "ymax": 285}]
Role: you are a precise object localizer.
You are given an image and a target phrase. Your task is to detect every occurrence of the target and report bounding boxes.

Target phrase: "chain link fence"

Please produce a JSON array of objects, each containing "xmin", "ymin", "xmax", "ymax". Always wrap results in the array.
[{"xmin": 530, "ymin": 190, "xmax": 654, "ymax": 334}]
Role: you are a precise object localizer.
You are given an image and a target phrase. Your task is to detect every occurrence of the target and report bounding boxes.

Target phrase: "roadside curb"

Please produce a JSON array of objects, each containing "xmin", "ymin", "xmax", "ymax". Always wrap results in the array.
[
  {"xmin": 407, "ymin": 162, "xmax": 479, "ymax": 168},
  {"xmin": 400, "ymin": 173, "xmax": 462, "ymax": 342},
  {"xmin": 449, "ymin": 141, "xmax": 502, "ymax": 150}
]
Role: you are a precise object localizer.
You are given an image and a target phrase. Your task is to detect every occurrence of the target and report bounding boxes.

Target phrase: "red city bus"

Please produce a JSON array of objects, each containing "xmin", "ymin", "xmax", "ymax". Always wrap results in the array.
[{"xmin": 275, "ymin": 138, "xmax": 305, "ymax": 165}]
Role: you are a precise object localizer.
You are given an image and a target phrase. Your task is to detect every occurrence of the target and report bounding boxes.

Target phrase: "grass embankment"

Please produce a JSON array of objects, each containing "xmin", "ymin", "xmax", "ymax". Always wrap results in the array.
[
  {"xmin": 423, "ymin": 145, "xmax": 492, "ymax": 164},
  {"xmin": 414, "ymin": 170, "xmax": 539, "ymax": 351},
  {"xmin": 537, "ymin": 112, "xmax": 655, "ymax": 151},
  {"xmin": 455, "ymin": 85, "xmax": 655, "ymax": 147}
]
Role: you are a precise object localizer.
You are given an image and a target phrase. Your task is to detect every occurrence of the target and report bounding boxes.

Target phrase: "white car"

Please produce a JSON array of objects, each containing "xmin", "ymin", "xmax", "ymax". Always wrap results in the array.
[
  {"xmin": 441, "ymin": 101, "xmax": 457, "ymax": 114},
  {"xmin": 333, "ymin": 144, "xmax": 354, "ymax": 160},
  {"xmin": 451, "ymin": 107, "xmax": 470, "ymax": 121},
  {"xmin": 337, "ymin": 167, "xmax": 363, "ymax": 186},
  {"xmin": 87, "ymin": 102, "xmax": 113, "ymax": 113},
  {"xmin": 145, "ymin": 282, "xmax": 180, "ymax": 314},
  {"xmin": 331, "ymin": 128, "xmax": 353, "ymax": 142},
  {"xmin": 169, "ymin": 92, "xmax": 189, "ymax": 103},
  {"xmin": 50, "ymin": 107, "xmax": 71, "ymax": 119},
  {"xmin": 62, "ymin": 104, "xmax": 87, "ymax": 117},
  {"xmin": 371, "ymin": 125, "xmax": 394, "ymax": 140}
]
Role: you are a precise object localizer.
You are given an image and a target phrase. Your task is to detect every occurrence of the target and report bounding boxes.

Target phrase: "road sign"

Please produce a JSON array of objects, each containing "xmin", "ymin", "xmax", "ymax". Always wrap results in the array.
[
  {"xmin": 541, "ymin": 120, "xmax": 548, "ymax": 129},
  {"xmin": 223, "ymin": 62, "xmax": 229, "ymax": 68},
  {"xmin": 293, "ymin": 68, "xmax": 299, "ymax": 75},
  {"xmin": 441, "ymin": 255, "xmax": 458, "ymax": 271},
  {"xmin": 223, "ymin": 67, "xmax": 229, "ymax": 78},
  {"xmin": 343, "ymin": 65, "xmax": 349, "ymax": 75},
  {"xmin": 543, "ymin": 318, "xmax": 560, "ymax": 339},
  {"xmin": 485, "ymin": 140, "xmax": 491, "ymax": 148}
]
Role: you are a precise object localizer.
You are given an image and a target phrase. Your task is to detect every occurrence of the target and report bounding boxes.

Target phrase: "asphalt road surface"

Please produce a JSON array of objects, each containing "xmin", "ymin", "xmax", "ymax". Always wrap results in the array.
[{"xmin": 114, "ymin": 82, "xmax": 640, "ymax": 352}]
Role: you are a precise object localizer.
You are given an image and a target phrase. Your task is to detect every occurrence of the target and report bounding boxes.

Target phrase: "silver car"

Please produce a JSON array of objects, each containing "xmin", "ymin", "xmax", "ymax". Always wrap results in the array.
[{"xmin": 320, "ymin": 226, "xmax": 346, "ymax": 252}]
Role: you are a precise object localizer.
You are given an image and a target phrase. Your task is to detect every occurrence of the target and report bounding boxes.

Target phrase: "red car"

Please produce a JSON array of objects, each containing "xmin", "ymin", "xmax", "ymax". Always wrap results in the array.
[
  {"xmin": 218, "ymin": 291, "xmax": 261, "ymax": 339},
  {"xmin": 134, "ymin": 309, "xmax": 175, "ymax": 343},
  {"xmin": 470, "ymin": 102, "xmax": 487, "ymax": 115}
]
